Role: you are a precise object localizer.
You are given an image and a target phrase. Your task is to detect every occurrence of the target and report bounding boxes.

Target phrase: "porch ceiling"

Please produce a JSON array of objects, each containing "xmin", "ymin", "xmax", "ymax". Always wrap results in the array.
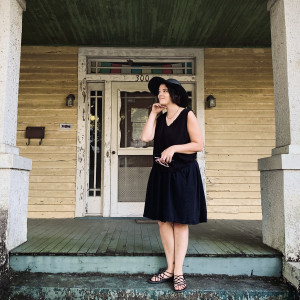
[{"xmin": 22, "ymin": 0, "xmax": 270, "ymax": 47}]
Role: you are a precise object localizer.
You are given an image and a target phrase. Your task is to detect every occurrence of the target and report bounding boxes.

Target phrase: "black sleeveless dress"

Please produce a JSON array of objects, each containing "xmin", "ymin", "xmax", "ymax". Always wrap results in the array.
[{"xmin": 143, "ymin": 108, "xmax": 207, "ymax": 225}]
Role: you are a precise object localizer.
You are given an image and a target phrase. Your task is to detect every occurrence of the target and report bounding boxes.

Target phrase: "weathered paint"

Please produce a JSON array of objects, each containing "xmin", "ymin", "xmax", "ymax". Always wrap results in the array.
[
  {"xmin": 283, "ymin": 261, "xmax": 300, "ymax": 292},
  {"xmin": 18, "ymin": 46, "xmax": 276, "ymax": 219},
  {"xmin": 76, "ymin": 47, "xmax": 205, "ymax": 218},
  {"xmin": 21, "ymin": 0, "xmax": 271, "ymax": 47},
  {"xmin": 6, "ymin": 273, "xmax": 299, "ymax": 300},
  {"xmin": 0, "ymin": 0, "xmax": 31, "ymax": 279},
  {"xmin": 0, "ymin": 210, "xmax": 8, "ymax": 273},
  {"xmin": 258, "ymin": 0, "xmax": 300, "ymax": 290},
  {"xmin": 17, "ymin": 46, "xmax": 78, "ymax": 219},
  {"xmin": 9, "ymin": 255, "xmax": 282, "ymax": 277},
  {"xmin": 9, "ymin": 219, "xmax": 282, "ymax": 277},
  {"xmin": 205, "ymin": 48, "xmax": 275, "ymax": 220}
]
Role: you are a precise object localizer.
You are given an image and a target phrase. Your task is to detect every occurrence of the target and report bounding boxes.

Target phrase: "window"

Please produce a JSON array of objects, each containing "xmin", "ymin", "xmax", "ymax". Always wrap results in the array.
[
  {"xmin": 88, "ymin": 90, "xmax": 102, "ymax": 197},
  {"xmin": 87, "ymin": 59, "xmax": 194, "ymax": 75}
]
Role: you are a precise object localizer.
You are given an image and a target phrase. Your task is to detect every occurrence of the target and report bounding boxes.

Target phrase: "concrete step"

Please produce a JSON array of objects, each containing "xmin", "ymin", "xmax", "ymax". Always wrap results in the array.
[
  {"xmin": 9, "ymin": 254, "xmax": 282, "ymax": 277},
  {"xmin": 2, "ymin": 272, "xmax": 298, "ymax": 300}
]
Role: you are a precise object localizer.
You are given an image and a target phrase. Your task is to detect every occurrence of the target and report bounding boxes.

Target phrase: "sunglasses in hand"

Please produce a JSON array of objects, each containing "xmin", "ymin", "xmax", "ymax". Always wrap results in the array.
[{"xmin": 154, "ymin": 157, "xmax": 174, "ymax": 168}]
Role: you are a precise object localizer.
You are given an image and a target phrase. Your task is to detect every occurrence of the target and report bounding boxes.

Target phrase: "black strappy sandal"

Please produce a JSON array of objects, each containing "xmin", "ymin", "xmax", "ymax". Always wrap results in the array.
[
  {"xmin": 173, "ymin": 274, "xmax": 187, "ymax": 292},
  {"xmin": 147, "ymin": 271, "xmax": 174, "ymax": 284}
]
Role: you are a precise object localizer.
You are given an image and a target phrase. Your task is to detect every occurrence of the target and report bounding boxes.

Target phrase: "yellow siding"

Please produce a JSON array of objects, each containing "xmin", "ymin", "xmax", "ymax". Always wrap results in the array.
[
  {"xmin": 17, "ymin": 46, "xmax": 78, "ymax": 218},
  {"xmin": 204, "ymin": 48, "xmax": 275, "ymax": 220},
  {"xmin": 17, "ymin": 46, "xmax": 275, "ymax": 220}
]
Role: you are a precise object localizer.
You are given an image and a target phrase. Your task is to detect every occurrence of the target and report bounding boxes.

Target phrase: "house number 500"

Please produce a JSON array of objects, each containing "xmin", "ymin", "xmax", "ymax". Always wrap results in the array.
[{"xmin": 136, "ymin": 75, "xmax": 150, "ymax": 82}]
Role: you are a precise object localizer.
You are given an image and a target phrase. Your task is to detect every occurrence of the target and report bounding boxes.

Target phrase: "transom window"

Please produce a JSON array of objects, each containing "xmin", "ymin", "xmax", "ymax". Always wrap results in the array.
[{"xmin": 87, "ymin": 59, "xmax": 194, "ymax": 75}]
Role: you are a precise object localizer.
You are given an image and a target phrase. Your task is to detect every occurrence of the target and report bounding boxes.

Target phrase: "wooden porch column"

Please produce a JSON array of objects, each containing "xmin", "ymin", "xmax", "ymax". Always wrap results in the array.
[
  {"xmin": 259, "ymin": 0, "xmax": 300, "ymax": 290},
  {"xmin": 0, "ymin": 0, "xmax": 31, "ymax": 272}
]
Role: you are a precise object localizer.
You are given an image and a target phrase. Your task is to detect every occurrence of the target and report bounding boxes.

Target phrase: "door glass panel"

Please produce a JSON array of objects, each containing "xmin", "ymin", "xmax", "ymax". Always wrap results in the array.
[
  {"xmin": 118, "ymin": 155, "xmax": 153, "ymax": 202},
  {"xmin": 89, "ymin": 90, "xmax": 102, "ymax": 196},
  {"xmin": 117, "ymin": 87, "xmax": 193, "ymax": 205},
  {"xmin": 119, "ymin": 92, "xmax": 156, "ymax": 148}
]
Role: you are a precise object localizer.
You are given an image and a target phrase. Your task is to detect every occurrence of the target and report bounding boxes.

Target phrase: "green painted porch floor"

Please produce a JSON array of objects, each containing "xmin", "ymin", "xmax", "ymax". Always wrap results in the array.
[
  {"xmin": 9, "ymin": 219, "xmax": 283, "ymax": 277},
  {"xmin": 11, "ymin": 219, "xmax": 279, "ymax": 257}
]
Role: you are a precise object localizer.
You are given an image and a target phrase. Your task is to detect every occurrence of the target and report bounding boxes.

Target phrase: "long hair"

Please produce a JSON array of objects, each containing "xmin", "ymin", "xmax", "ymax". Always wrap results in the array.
[{"xmin": 165, "ymin": 83, "xmax": 182, "ymax": 107}]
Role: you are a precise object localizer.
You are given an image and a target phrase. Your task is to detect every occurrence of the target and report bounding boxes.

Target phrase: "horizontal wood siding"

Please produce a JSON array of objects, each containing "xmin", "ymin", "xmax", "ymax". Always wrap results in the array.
[
  {"xmin": 17, "ymin": 46, "xmax": 78, "ymax": 218},
  {"xmin": 204, "ymin": 48, "xmax": 275, "ymax": 220},
  {"xmin": 17, "ymin": 47, "xmax": 275, "ymax": 220}
]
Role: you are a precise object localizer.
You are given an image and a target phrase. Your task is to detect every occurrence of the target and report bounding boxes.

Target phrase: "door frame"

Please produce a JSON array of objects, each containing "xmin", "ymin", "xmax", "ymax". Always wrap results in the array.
[{"xmin": 76, "ymin": 47, "xmax": 205, "ymax": 218}]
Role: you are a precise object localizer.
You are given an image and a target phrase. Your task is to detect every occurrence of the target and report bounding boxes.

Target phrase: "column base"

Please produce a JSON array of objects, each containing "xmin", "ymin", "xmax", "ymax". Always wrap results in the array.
[
  {"xmin": 0, "ymin": 153, "xmax": 31, "ymax": 255},
  {"xmin": 283, "ymin": 260, "xmax": 300, "ymax": 291},
  {"xmin": 258, "ymin": 154, "xmax": 300, "ymax": 261}
]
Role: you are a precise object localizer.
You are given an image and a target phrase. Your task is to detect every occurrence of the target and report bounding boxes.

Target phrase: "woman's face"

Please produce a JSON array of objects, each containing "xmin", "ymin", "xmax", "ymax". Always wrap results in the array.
[{"xmin": 158, "ymin": 84, "xmax": 172, "ymax": 106}]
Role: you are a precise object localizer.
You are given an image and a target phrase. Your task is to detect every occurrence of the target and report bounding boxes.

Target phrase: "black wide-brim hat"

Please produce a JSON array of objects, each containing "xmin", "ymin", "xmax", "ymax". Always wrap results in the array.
[{"xmin": 148, "ymin": 77, "xmax": 189, "ymax": 108}]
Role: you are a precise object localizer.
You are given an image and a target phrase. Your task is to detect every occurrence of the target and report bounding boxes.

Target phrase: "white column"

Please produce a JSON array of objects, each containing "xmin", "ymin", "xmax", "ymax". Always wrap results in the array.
[
  {"xmin": 259, "ymin": 0, "xmax": 300, "ymax": 289},
  {"xmin": 0, "ymin": 0, "xmax": 31, "ymax": 271}
]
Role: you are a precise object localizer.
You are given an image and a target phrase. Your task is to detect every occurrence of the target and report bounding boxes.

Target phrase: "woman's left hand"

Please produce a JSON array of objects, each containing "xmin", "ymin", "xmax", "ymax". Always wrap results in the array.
[{"xmin": 161, "ymin": 146, "xmax": 176, "ymax": 163}]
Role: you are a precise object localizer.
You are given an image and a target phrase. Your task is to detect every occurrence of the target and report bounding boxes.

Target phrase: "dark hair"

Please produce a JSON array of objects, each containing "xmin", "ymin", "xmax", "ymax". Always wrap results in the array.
[{"xmin": 165, "ymin": 83, "xmax": 182, "ymax": 106}]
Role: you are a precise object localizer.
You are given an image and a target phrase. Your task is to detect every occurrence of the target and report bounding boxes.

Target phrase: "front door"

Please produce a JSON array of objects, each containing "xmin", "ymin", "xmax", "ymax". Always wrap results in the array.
[
  {"xmin": 111, "ymin": 82, "xmax": 154, "ymax": 216},
  {"xmin": 110, "ymin": 81, "xmax": 194, "ymax": 217}
]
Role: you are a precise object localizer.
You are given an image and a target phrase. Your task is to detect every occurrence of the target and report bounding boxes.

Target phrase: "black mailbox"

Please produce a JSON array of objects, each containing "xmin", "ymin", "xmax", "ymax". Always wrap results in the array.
[{"xmin": 25, "ymin": 127, "xmax": 45, "ymax": 145}]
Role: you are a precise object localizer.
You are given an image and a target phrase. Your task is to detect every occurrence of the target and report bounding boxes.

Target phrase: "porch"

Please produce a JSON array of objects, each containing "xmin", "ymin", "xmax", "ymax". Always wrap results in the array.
[
  {"xmin": 7, "ymin": 219, "xmax": 300, "ymax": 299},
  {"xmin": 10, "ymin": 219, "xmax": 281, "ymax": 276}
]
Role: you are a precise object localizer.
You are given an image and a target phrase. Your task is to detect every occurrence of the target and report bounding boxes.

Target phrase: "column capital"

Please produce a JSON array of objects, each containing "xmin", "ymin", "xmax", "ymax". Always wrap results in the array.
[
  {"xmin": 272, "ymin": 145, "xmax": 300, "ymax": 156},
  {"xmin": 0, "ymin": 153, "xmax": 32, "ymax": 171},
  {"xmin": 258, "ymin": 154, "xmax": 300, "ymax": 171},
  {"xmin": 16, "ymin": 0, "xmax": 26, "ymax": 11}
]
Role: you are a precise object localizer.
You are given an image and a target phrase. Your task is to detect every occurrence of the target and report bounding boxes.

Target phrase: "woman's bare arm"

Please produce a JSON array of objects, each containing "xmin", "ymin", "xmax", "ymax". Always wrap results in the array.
[
  {"xmin": 141, "ymin": 103, "xmax": 166, "ymax": 142},
  {"xmin": 141, "ymin": 112, "xmax": 157, "ymax": 142}
]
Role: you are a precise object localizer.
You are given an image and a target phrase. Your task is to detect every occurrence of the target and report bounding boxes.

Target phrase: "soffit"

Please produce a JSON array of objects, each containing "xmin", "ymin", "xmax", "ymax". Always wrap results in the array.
[{"xmin": 22, "ymin": 0, "xmax": 270, "ymax": 47}]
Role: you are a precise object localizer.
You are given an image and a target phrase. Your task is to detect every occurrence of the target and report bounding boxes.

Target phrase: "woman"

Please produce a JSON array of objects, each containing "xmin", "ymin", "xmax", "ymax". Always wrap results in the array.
[{"xmin": 141, "ymin": 77, "xmax": 207, "ymax": 292}]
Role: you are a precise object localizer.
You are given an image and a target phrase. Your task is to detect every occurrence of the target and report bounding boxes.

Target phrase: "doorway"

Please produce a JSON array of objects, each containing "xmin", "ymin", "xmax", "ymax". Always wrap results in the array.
[
  {"xmin": 76, "ymin": 48, "xmax": 205, "ymax": 218},
  {"xmin": 110, "ymin": 82, "xmax": 195, "ymax": 217}
]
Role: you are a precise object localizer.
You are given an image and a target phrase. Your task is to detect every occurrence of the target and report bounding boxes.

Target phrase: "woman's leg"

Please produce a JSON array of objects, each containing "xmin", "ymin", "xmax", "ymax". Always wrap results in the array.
[
  {"xmin": 159, "ymin": 221, "xmax": 175, "ymax": 273},
  {"xmin": 173, "ymin": 223, "xmax": 189, "ymax": 290},
  {"xmin": 150, "ymin": 221, "xmax": 175, "ymax": 281}
]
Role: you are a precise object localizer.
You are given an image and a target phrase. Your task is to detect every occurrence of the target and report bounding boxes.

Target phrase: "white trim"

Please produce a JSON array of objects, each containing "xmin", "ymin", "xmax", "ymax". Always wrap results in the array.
[
  {"xmin": 102, "ymin": 81, "xmax": 112, "ymax": 217},
  {"xmin": 75, "ymin": 54, "xmax": 87, "ymax": 217},
  {"xmin": 195, "ymin": 49, "xmax": 206, "ymax": 193},
  {"xmin": 85, "ymin": 83, "xmax": 104, "ymax": 215},
  {"xmin": 85, "ymin": 74, "xmax": 195, "ymax": 82},
  {"xmin": 76, "ymin": 47, "xmax": 206, "ymax": 217},
  {"xmin": 111, "ymin": 82, "xmax": 150, "ymax": 217},
  {"xmin": 79, "ymin": 47, "xmax": 203, "ymax": 59}
]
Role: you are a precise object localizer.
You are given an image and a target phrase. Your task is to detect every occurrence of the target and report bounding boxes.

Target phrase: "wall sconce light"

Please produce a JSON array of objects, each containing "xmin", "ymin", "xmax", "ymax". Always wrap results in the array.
[
  {"xmin": 206, "ymin": 95, "xmax": 216, "ymax": 108},
  {"xmin": 66, "ymin": 94, "xmax": 75, "ymax": 107}
]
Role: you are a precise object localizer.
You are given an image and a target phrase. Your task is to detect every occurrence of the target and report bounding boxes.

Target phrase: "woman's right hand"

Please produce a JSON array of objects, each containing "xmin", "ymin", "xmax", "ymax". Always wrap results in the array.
[{"xmin": 152, "ymin": 103, "xmax": 167, "ymax": 114}]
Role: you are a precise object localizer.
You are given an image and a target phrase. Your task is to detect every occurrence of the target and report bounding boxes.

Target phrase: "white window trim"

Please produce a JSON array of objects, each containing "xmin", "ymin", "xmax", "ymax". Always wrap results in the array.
[{"xmin": 76, "ymin": 47, "xmax": 205, "ymax": 218}]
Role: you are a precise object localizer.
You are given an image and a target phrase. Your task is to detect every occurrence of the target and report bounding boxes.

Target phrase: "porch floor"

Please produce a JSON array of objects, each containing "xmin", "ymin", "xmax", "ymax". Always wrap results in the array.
[
  {"xmin": 9, "ymin": 218, "xmax": 282, "ymax": 276},
  {"xmin": 11, "ymin": 218, "xmax": 278, "ymax": 257}
]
